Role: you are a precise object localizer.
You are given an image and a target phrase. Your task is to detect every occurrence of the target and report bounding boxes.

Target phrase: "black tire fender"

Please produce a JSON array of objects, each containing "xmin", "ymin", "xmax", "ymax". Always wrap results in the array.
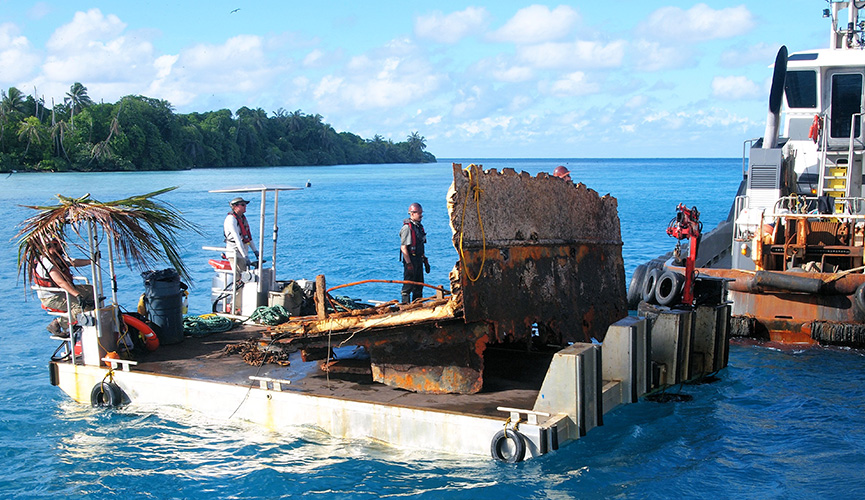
[
  {"xmin": 91, "ymin": 381, "xmax": 123, "ymax": 408},
  {"xmin": 627, "ymin": 264, "xmax": 648, "ymax": 310},
  {"xmin": 855, "ymin": 283, "xmax": 865, "ymax": 314},
  {"xmin": 656, "ymin": 270, "xmax": 684, "ymax": 307},
  {"xmin": 490, "ymin": 428, "xmax": 527, "ymax": 463},
  {"xmin": 642, "ymin": 267, "xmax": 662, "ymax": 305}
]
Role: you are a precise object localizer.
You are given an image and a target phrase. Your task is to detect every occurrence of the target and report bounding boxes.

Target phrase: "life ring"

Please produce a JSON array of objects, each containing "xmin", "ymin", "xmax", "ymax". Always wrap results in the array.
[
  {"xmin": 808, "ymin": 114, "xmax": 822, "ymax": 143},
  {"xmin": 642, "ymin": 267, "xmax": 662, "ymax": 305},
  {"xmin": 627, "ymin": 264, "xmax": 648, "ymax": 310},
  {"xmin": 656, "ymin": 270, "xmax": 684, "ymax": 306},
  {"xmin": 490, "ymin": 428, "xmax": 526, "ymax": 463},
  {"xmin": 122, "ymin": 314, "xmax": 159, "ymax": 352},
  {"xmin": 90, "ymin": 381, "xmax": 123, "ymax": 407}
]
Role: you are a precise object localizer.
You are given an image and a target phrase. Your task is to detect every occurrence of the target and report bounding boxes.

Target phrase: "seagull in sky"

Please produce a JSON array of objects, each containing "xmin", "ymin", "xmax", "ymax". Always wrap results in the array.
[{"xmin": 230, "ymin": 8, "xmax": 240, "ymax": 14}]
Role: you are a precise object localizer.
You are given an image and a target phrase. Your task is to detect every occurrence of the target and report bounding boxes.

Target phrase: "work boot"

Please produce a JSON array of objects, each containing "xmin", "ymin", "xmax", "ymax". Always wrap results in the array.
[
  {"xmin": 46, "ymin": 318, "xmax": 67, "ymax": 338},
  {"xmin": 400, "ymin": 293, "xmax": 410, "ymax": 304}
]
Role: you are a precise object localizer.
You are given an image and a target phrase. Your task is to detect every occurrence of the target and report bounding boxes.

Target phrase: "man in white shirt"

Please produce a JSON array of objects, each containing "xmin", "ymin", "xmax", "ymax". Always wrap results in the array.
[{"xmin": 223, "ymin": 197, "xmax": 259, "ymax": 272}]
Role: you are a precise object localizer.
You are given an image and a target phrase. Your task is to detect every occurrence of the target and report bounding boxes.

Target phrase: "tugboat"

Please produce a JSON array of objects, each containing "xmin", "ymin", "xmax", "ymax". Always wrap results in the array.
[{"xmin": 632, "ymin": 1, "xmax": 865, "ymax": 347}]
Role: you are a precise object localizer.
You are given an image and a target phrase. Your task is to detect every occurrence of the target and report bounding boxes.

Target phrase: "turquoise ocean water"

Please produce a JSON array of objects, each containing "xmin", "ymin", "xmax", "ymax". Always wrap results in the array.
[{"xmin": 1, "ymin": 159, "xmax": 863, "ymax": 498}]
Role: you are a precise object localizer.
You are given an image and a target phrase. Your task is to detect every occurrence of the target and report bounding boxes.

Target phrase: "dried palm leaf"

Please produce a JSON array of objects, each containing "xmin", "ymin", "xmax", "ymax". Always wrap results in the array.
[{"xmin": 15, "ymin": 187, "xmax": 200, "ymax": 284}]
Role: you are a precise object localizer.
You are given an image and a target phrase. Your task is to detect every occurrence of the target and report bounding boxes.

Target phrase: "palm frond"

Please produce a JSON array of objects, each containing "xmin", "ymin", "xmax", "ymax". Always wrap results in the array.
[{"xmin": 15, "ymin": 187, "xmax": 201, "ymax": 285}]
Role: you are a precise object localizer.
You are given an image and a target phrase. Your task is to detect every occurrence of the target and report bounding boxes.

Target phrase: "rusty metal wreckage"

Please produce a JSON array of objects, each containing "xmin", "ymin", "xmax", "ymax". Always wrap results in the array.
[{"xmin": 269, "ymin": 163, "xmax": 628, "ymax": 395}]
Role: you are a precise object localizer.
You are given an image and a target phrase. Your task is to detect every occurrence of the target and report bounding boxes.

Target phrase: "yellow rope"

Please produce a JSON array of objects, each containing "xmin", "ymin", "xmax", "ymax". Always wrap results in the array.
[{"xmin": 458, "ymin": 164, "xmax": 486, "ymax": 282}]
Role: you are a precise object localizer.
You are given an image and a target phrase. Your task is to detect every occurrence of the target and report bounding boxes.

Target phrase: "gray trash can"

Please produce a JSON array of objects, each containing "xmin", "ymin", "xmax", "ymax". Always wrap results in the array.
[{"xmin": 142, "ymin": 269, "xmax": 185, "ymax": 345}]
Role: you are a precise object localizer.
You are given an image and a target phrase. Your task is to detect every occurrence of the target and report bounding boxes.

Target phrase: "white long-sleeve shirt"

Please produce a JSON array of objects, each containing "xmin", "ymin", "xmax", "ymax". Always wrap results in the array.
[{"xmin": 223, "ymin": 213, "xmax": 258, "ymax": 260}]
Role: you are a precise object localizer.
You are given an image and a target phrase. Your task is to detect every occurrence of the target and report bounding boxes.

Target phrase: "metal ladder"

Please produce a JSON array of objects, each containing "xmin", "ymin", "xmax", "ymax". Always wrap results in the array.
[{"xmin": 817, "ymin": 114, "xmax": 864, "ymax": 213}]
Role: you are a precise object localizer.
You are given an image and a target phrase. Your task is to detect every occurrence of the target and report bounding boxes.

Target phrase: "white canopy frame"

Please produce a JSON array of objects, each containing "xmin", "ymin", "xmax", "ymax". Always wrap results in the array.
[{"xmin": 208, "ymin": 185, "xmax": 302, "ymax": 311}]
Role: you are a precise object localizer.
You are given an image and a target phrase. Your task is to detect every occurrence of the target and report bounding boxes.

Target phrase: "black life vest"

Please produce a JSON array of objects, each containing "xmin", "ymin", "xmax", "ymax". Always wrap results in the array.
[
  {"xmin": 403, "ymin": 219, "xmax": 426, "ymax": 257},
  {"xmin": 227, "ymin": 211, "xmax": 253, "ymax": 245}
]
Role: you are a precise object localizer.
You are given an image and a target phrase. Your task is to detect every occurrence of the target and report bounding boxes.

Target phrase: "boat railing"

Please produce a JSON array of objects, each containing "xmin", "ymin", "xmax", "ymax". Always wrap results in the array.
[
  {"xmin": 741, "ymin": 138, "xmax": 759, "ymax": 179},
  {"xmin": 734, "ymin": 193, "xmax": 865, "ymax": 242},
  {"xmin": 768, "ymin": 194, "xmax": 865, "ymax": 219},
  {"xmin": 733, "ymin": 195, "xmax": 749, "ymax": 240}
]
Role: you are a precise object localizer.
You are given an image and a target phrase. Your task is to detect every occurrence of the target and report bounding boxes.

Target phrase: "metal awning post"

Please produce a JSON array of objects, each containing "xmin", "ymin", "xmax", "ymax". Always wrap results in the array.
[
  {"xmin": 86, "ymin": 219, "xmax": 101, "ymax": 319},
  {"xmin": 272, "ymin": 190, "xmax": 279, "ymax": 289},
  {"xmin": 106, "ymin": 232, "xmax": 119, "ymax": 309},
  {"xmin": 257, "ymin": 188, "xmax": 266, "ymax": 294}
]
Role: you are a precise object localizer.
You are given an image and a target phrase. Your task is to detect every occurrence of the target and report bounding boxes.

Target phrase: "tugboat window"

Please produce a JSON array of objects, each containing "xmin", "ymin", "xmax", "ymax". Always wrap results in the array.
[
  {"xmin": 785, "ymin": 70, "xmax": 817, "ymax": 108},
  {"xmin": 830, "ymin": 73, "xmax": 863, "ymax": 138}
]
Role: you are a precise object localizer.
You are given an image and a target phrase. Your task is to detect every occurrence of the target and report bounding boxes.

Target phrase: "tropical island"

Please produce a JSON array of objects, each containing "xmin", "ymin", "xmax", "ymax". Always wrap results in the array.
[{"xmin": 0, "ymin": 83, "xmax": 436, "ymax": 173}]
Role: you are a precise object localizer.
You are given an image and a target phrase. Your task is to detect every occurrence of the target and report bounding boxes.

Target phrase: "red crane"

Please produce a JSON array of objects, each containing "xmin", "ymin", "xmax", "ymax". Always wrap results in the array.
[{"xmin": 666, "ymin": 204, "xmax": 702, "ymax": 306}]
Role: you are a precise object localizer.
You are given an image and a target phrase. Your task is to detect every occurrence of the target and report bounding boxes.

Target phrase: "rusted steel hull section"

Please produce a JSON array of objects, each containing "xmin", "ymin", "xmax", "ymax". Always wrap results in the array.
[
  {"xmin": 269, "ymin": 163, "xmax": 630, "ymax": 394},
  {"xmin": 450, "ymin": 164, "xmax": 627, "ymax": 344},
  {"xmin": 366, "ymin": 320, "xmax": 491, "ymax": 395},
  {"xmin": 279, "ymin": 318, "xmax": 491, "ymax": 394}
]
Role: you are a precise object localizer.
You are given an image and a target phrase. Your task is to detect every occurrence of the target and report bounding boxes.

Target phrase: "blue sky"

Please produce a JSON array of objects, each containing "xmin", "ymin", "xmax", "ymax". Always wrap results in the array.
[{"xmin": 0, "ymin": 1, "xmax": 831, "ymax": 158}]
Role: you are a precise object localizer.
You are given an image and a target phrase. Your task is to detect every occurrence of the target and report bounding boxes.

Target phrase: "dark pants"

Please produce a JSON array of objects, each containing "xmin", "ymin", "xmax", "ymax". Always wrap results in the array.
[{"xmin": 401, "ymin": 256, "xmax": 424, "ymax": 303}]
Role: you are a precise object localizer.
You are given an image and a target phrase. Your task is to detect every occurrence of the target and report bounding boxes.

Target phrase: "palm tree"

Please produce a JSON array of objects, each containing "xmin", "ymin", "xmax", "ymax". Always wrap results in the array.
[
  {"xmin": 1, "ymin": 87, "xmax": 26, "ymax": 115},
  {"xmin": 65, "ymin": 82, "xmax": 93, "ymax": 130},
  {"xmin": 50, "ymin": 103, "xmax": 71, "ymax": 162},
  {"xmin": 17, "ymin": 116, "xmax": 44, "ymax": 156},
  {"xmin": 287, "ymin": 110, "xmax": 303, "ymax": 133},
  {"xmin": 87, "ymin": 112, "xmax": 121, "ymax": 166},
  {"xmin": 407, "ymin": 131, "xmax": 426, "ymax": 161},
  {"xmin": 15, "ymin": 188, "xmax": 199, "ymax": 285},
  {"xmin": 50, "ymin": 119, "xmax": 71, "ymax": 161},
  {"xmin": 1, "ymin": 88, "xmax": 26, "ymax": 150}
]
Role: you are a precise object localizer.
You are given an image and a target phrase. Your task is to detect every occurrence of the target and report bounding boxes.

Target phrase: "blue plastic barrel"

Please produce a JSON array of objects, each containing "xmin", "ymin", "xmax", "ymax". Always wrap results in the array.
[{"xmin": 142, "ymin": 269, "xmax": 185, "ymax": 345}]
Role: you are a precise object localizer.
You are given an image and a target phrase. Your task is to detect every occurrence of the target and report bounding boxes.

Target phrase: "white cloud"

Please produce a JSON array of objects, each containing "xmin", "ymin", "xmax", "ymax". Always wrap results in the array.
[
  {"xmin": 631, "ymin": 39, "xmax": 694, "ymax": 72},
  {"xmin": 303, "ymin": 49, "xmax": 324, "ymax": 67},
  {"xmin": 473, "ymin": 56, "xmax": 534, "ymax": 83},
  {"xmin": 39, "ymin": 9, "xmax": 156, "ymax": 92},
  {"xmin": 415, "ymin": 7, "xmax": 488, "ymax": 43},
  {"xmin": 452, "ymin": 85, "xmax": 483, "ymax": 117},
  {"xmin": 457, "ymin": 116, "xmax": 512, "ymax": 136},
  {"xmin": 638, "ymin": 4, "xmax": 755, "ymax": 43},
  {"xmin": 517, "ymin": 39, "xmax": 625, "ymax": 69},
  {"xmin": 490, "ymin": 5, "xmax": 580, "ymax": 44},
  {"xmin": 311, "ymin": 39, "xmax": 442, "ymax": 111},
  {"xmin": 0, "ymin": 23, "xmax": 40, "ymax": 83},
  {"xmin": 640, "ymin": 107, "xmax": 753, "ymax": 132},
  {"xmin": 692, "ymin": 108, "xmax": 753, "ymax": 130},
  {"xmin": 711, "ymin": 75, "xmax": 761, "ymax": 100},
  {"xmin": 425, "ymin": 115, "xmax": 442, "ymax": 125},
  {"xmin": 720, "ymin": 43, "xmax": 780, "ymax": 68},
  {"xmin": 147, "ymin": 35, "xmax": 280, "ymax": 106},
  {"xmin": 28, "ymin": 2, "xmax": 52, "ymax": 20},
  {"xmin": 624, "ymin": 95, "xmax": 649, "ymax": 109},
  {"xmin": 547, "ymin": 71, "xmax": 600, "ymax": 96},
  {"xmin": 46, "ymin": 9, "xmax": 126, "ymax": 53}
]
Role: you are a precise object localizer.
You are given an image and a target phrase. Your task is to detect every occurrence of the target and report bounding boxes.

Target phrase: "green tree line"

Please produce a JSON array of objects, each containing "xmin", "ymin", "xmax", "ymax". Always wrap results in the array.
[{"xmin": 0, "ymin": 83, "xmax": 436, "ymax": 172}]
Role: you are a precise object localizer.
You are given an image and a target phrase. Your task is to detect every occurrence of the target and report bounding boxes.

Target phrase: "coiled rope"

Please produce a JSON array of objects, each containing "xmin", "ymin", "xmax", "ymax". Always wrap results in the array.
[
  {"xmin": 458, "ymin": 163, "xmax": 487, "ymax": 282},
  {"xmin": 183, "ymin": 313, "xmax": 236, "ymax": 337}
]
